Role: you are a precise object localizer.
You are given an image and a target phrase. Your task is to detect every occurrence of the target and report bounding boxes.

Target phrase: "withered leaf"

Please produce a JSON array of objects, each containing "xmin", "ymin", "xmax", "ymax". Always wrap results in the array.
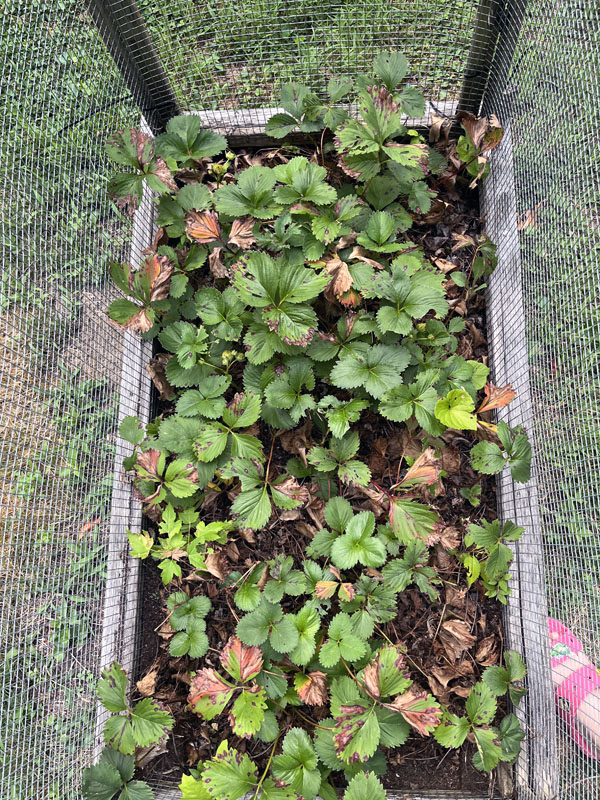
[
  {"xmin": 383, "ymin": 688, "xmax": 441, "ymax": 735},
  {"xmin": 429, "ymin": 113, "xmax": 451, "ymax": 146},
  {"xmin": 188, "ymin": 668, "xmax": 232, "ymax": 708},
  {"xmin": 274, "ymin": 476, "xmax": 309, "ymax": 508},
  {"xmin": 297, "ymin": 671, "xmax": 328, "ymax": 706},
  {"xmin": 452, "ymin": 232, "xmax": 476, "ymax": 251},
  {"xmin": 339, "ymin": 582, "xmax": 355, "ymax": 602},
  {"xmin": 135, "ymin": 449, "xmax": 161, "ymax": 480},
  {"xmin": 186, "ymin": 210, "xmax": 222, "ymax": 243},
  {"xmin": 348, "ymin": 245, "xmax": 385, "ymax": 270},
  {"xmin": 439, "ymin": 619, "xmax": 477, "ymax": 661},
  {"xmin": 401, "ymin": 448, "xmax": 441, "ymax": 487},
  {"xmin": 204, "ymin": 551, "xmax": 227, "ymax": 580},
  {"xmin": 477, "ymin": 382, "xmax": 517, "ymax": 413},
  {"xmin": 228, "ymin": 217, "xmax": 256, "ymax": 249},
  {"xmin": 209, "ymin": 246, "xmax": 228, "ymax": 278},
  {"xmin": 124, "ymin": 308, "xmax": 153, "ymax": 333},
  {"xmin": 136, "ymin": 669, "xmax": 158, "ymax": 697},
  {"xmin": 456, "ymin": 112, "xmax": 492, "ymax": 151},
  {"xmin": 433, "ymin": 257, "xmax": 458, "ymax": 274},
  {"xmin": 280, "ymin": 419, "xmax": 313, "ymax": 465},
  {"xmin": 324, "ymin": 257, "xmax": 353, "ymax": 303},
  {"xmin": 475, "ymin": 634, "xmax": 499, "ymax": 667},
  {"xmin": 315, "ymin": 580, "xmax": 337, "ymax": 600},
  {"xmin": 220, "ymin": 636, "xmax": 263, "ymax": 682},
  {"xmin": 138, "ymin": 253, "xmax": 174, "ymax": 303}
]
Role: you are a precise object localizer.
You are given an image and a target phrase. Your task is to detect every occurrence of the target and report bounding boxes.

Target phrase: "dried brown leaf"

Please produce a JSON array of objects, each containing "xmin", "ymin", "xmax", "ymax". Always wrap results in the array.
[
  {"xmin": 220, "ymin": 636, "xmax": 263, "ymax": 681},
  {"xmin": 136, "ymin": 669, "xmax": 158, "ymax": 697},
  {"xmin": 477, "ymin": 382, "xmax": 517, "ymax": 413},
  {"xmin": 439, "ymin": 619, "xmax": 477, "ymax": 661},
  {"xmin": 228, "ymin": 217, "xmax": 256, "ymax": 249},
  {"xmin": 209, "ymin": 247, "xmax": 227, "ymax": 278},
  {"xmin": 324, "ymin": 257, "xmax": 353, "ymax": 302},
  {"xmin": 383, "ymin": 688, "xmax": 442, "ymax": 735},
  {"xmin": 204, "ymin": 552, "xmax": 227, "ymax": 580},
  {"xmin": 297, "ymin": 671, "xmax": 328, "ymax": 706},
  {"xmin": 186, "ymin": 210, "xmax": 222, "ymax": 243}
]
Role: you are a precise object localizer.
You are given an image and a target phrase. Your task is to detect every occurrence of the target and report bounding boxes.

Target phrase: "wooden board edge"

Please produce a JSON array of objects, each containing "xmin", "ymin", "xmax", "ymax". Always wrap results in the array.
[
  {"xmin": 94, "ymin": 154, "xmax": 155, "ymax": 758},
  {"xmin": 482, "ymin": 124, "xmax": 558, "ymax": 800}
]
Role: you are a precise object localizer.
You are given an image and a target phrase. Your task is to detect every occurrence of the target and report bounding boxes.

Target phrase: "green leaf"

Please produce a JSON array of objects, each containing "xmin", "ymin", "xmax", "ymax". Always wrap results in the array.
[
  {"xmin": 82, "ymin": 749, "xmax": 137, "ymax": 800},
  {"xmin": 270, "ymin": 614, "xmax": 300, "ymax": 654},
  {"xmin": 373, "ymin": 51, "xmax": 409, "ymax": 89},
  {"xmin": 466, "ymin": 682, "xmax": 497, "ymax": 726},
  {"xmin": 433, "ymin": 712, "xmax": 470, "ymax": 748},
  {"xmin": 202, "ymin": 745, "xmax": 258, "ymax": 800},
  {"xmin": 473, "ymin": 726, "xmax": 503, "ymax": 772},
  {"xmin": 482, "ymin": 665, "xmax": 510, "ymax": 697},
  {"xmin": 230, "ymin": 687, "xmax": 267, "ymax": 738},
  {"xmin": 330, "ymin": 345, "xmax": 410, "ymax": 398},
  {"xmin": 274, "ymin": 157, "xmax": 337, "ymax": 206},
  {"xmin": 155, "ymin": 116, "xmax": 226, "ymax": 163},
  {"xmin": 257, "ymin": 710, "xmax": 280, "ymax": 743},
  {"xmin": 177, "ymin": 183, "xmax": 212, "ymax": 211},
  {"xmin": 215, "ymin": 166, "xmax": 280, "ymax": 219},
  {"xmin": 108, "ymin": 298, "xmax": 143, "ymax": 326},
  {"xmin": 236, "ymin": 599, "xmax": 283, "ymax": 646},
  {"xmin": 169, "ymin": 628, "xmax": 209, "ymax": 658},
  {"xmin": 389, "ymin": 497, "xmax": 440, "ymax": 544},
  {"xmin": 231, "ymin": 486, "xmax": 272, "ymax": 530},
  {"xmin": 324, "ymin": 496, "xmax": 354, "ymax": 532},
  {"xmin": 498, "ymin": 713, "xmax": 525, "ymax": 763},
  {"xmin": 119, "ymin": 416, "xmax": 145, "ymax": 445},
  {"xmin": 290, "ymin": 606, "xmax": 321, "ymax": 665},
  {"xmin": 266, "ymin": 112, "xmax": 300, "ymax": 138},
  {"xmin": 320, "ymin": 613, "xmax": 367, "ymax": 667},
  {"xmin": 127, "ymin": 531, "xmax": 153, "ymax": 560},
  {"xmin": 435, "ymin": 389, "xmax": 477, "ymax": 430},
  {"xmin": 470, "ymin": 441, "xmax": 506, "ymax": 475},
  {"xmin": 344, "ymin": 771, "xmax": 386, "ymax": 800},
  {"xmin": 272, "ymin": 728, "xmax": 321, "ymax": 800},
  {"xmin": 98, "ymin": 662, "xmax": 128, "ymax": 713},
  {"xmin": 180, "ymin": 773, "xmax": 211, "ymax": 800},
  {"xmin": 330, "ymin": 511, "xmax": 386, "ymax": 569}
]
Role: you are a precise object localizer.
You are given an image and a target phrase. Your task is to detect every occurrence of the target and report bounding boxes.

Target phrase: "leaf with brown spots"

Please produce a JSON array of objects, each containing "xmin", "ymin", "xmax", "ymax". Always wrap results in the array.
[
  {"xmin": 220, "ymin": 636, "xmax": 263, "ymax": 683},
  {"xmin": 315, "ymin": 580, "xmax": 337, "ymax": 600},
  {"xmin": 188, "ymin": 668, "xmax": 234, "ymax": 717},
  {"xmin": 186, "ymin": 210, "xmax": 222, "ymax": 243},
  {"xmin": 228, "ymin": 217, "xmax": 256, "ymax": 249},
  {"xmin": 477, "ymin": 382, "xmax": 517, "ymax": 414},
  {"xmin": 400, "ymin": 448, "xmax": 441, "ymax": 487},
  {"xmin": 383, "ymin": 688, "xmax": 442, "ymax": 735},
  {"xmin": 296, "ymin": 671, "xmax": 328, "ymax": 706}
]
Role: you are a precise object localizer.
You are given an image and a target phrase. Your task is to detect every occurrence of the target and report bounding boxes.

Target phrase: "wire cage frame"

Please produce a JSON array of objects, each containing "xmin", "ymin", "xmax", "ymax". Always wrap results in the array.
[{"xmin": 1, "ymin": 0, "xmax": 599, "ymax": 799}]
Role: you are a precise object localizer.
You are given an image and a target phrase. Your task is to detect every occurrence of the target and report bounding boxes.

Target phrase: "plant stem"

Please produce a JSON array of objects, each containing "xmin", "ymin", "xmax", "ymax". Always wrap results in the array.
[{"xmin": 253, "ymin": 730, "xmax": 281, "ymax": 799}]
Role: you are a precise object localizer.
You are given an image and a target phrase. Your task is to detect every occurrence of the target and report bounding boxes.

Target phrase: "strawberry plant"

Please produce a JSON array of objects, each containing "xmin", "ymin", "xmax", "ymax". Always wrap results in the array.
[{"xmin": 93, "ymin": 49, "xmax": 532, "ymax": 799}]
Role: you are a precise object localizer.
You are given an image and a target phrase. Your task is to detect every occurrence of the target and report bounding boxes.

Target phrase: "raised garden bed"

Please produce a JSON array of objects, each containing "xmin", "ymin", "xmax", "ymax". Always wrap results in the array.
[{"xmin": 89, "ymin": 54, "xmax": 556, "ymax": 800}]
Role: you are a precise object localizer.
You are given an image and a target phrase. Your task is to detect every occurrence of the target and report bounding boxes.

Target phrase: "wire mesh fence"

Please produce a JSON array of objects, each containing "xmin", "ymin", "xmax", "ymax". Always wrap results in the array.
[{"xmin": 0, "ymin": 0, "xmax": 599, "ymax": 798}]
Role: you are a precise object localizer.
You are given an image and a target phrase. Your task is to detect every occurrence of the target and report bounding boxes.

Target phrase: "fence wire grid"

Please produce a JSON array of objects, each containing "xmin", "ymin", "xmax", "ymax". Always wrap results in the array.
[{"xmin": 0, "ymin": 0, "xmax": 598, "ymax": 798}]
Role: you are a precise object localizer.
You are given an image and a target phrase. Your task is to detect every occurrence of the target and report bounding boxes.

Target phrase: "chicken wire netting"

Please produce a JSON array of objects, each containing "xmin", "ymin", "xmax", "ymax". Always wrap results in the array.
[{"xmin": 0, "ymin": 1, "xmax": 598, "ymax": 799}]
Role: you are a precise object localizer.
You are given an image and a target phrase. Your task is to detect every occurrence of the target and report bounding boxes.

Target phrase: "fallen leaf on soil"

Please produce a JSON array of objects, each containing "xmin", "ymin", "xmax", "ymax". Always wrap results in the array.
[
  {"xmin": 274, "ymin": 476, "xmax": 309, "ymax": 507},
  {"xmin": 433, "ymin": 257, "xmax": 458, "ymax": 274},
  {"xmin": 439, "ymin": 619, "xmax": 477, "ymax": 661},
  {"xmin": 228, "ymin": 217, "xmax": 256, "ymax": 249},
  {"xmin": 429, "ymin": 113, "xmax": 452, "ymax": 146},
  {"xmin": 135, "ymin": 733, "xmax": 169, "ymax": 768},
  {"xmin": 452, "ymin": 232, "xmax": 476, "ymax": 251},
  {"xmin": 280, "ymin": 419, "xmax": 312, "ymax": 465},
  {"xmin": 137, "ymin": 669, "xmax": 158, "ymax": 697},
  {"xmin": 348, "ymin": 245, "xmax": 385, "ymax": 270},
  {"xmin": 440, "ymin": 445, "xmax": 461, "ymax": 475},
  {"xmin": 204, "ymin": 552, "xmax": 227, "ymax": 580},
  {"xmin": 146, "ymin": 352, "xmax": 176, "ymax": 400},
  {"xmin": 79, "ymin": 518, "xmax": 101, "ymax": 536},
  {"xmin": 475, "ymin": 634, "xmax": 499, "ymax": 666},
  {"xmin": 295, "ymin": 520, "xmax": 319, "ymax": 539},
  {"xmin": 279, "ymin": 508, "xmax": 303, "ymax": 521},
  {"xmin": 445, "ymin": 585, "xmax": 467, "ymax": 608}
]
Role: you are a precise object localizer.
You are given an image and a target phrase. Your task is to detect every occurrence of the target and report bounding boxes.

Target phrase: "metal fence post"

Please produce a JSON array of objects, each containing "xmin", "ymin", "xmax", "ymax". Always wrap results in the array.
[{"xmin": 87, "ymin": 0, "xmax": 181, "ymax": 134}]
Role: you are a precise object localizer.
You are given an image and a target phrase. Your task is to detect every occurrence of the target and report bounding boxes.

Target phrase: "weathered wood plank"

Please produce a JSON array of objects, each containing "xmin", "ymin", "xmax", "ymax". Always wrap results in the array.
[
  {"xmin": 482, "ymin": 124, "xmax": 558, "ymax": 799},
  {"xmin": 94, "ymin": 162, "xmax": 155, "ymax": 758}
]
